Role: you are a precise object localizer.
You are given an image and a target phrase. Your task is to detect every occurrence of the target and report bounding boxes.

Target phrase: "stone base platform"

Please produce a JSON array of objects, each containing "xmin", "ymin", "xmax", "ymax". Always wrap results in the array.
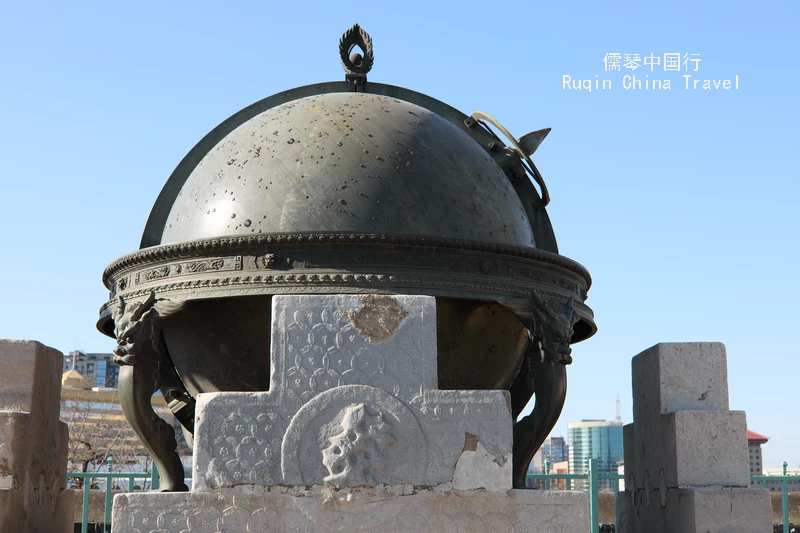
[
  {"xmin": 112, "ymin": 485, "xmax": 588, "ymax": 533},
  {"xmin": 616, "ymin": 487, "xmax": 772, "ymax": 533}
]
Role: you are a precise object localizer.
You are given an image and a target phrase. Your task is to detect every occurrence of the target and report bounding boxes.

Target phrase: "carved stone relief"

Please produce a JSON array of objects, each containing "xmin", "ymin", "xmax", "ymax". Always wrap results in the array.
[
  {"xmin": 281, "ymin": 385, "xmax": 426, "ymax": 487},
  {"xmin": 206, "ymin": 411, "xmax": 285, "ymax": 487},
  {"xmin": 321, "ymin": 402, "xmax": 396, "ymax": 487},
  {"xmin": 193, "ymin": 295, "xmax": 511, "ymax": 491}
]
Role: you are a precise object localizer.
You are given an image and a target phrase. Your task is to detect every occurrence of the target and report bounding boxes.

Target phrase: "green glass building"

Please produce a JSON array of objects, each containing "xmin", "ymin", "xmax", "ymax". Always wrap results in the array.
[{"xmin": 568, "ymin": 419, "xmax": 624, "ymax": 489}]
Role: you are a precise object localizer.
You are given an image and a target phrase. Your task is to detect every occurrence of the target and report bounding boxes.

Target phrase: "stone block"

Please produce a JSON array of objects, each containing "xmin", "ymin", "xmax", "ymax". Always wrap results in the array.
[
  {"xmin": 0, "ymin": 339, "xmax": 73, "ymax": 533},
  {"xmin": 615, "ymin": 490, "xmax": 632, "ymax": 532},
  {"xmin": 668, "ymin": 410, "xmax": 749, "ymax": 487},
  {"xmin": 629, "ymin": 410, "xmax": 749, "ymax": 489},
  {"xmin": 0, "ymin": 339, "xmax": 63, "ymax": 422},
  {"xmin": 0, "ymin": 411, "xmax": 70, "ymax": 492},
  {"xmin": 111, "ymin": 485, "xmax": 590, "ymax": 533},
  {"xmin": 686, "ymin": 488, "xmax": 772, "ymax": 532},
  {"xmin": 632, "ymin": 343, "xmax": 728, "ymax": 425},
  {"xmin": 0, "ymin": 486, "xmax": 74, "ymax": 533},
  {"xmin": 622, "ymin": 423, "xmax": 636, "ymax": 486},
  {"xmin": 620, "ymin": 486, "xmax": 771, "ymax": 532},
  {"xmin": 193, "ymin": 295, "xmax": 512, "ymax": 491},
  {"xmin": 270, "ymin": 294, "xmax": 439, "ymax": 405},
  {"xmin": 626, "ymin": 343, "xmax": 746, "ymax": 492}
]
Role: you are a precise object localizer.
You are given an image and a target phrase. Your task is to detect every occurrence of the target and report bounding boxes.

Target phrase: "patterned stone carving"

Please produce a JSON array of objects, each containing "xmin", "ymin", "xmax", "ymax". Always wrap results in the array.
[
  {"xmin": 206, "ymin": 411, "xmax": 285, "ymax": 486},
  {"xmin": 280, "ymin": 301, "xmax": 427, "ymax": 406},
  {"xmin": 193, "ymin": 295, "xmax": 512, "ymax": 490}
]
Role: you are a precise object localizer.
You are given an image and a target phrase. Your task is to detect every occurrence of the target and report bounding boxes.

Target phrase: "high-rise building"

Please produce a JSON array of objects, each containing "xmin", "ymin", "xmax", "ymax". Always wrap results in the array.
[
  {"xmin": 63, "ymin": 350, "xmax": 119, "ymax": 389},
  {"xmin": 746, "ymin": 430, "xmax": 800, "ymax": 492},
  {"xmin": 748, "ymin": 429, "xmax": 769, "ymax": 489},
  {"xmin": 531, "ymin": 436, "xmax": 569, "ymax": 473},
  {"xmin": 568, "ymin": 419, "xmax": 624, "ymax": 490},
  {"xmin": 748, "ymin": 429, "xmax": 768, "ymax": 485}
]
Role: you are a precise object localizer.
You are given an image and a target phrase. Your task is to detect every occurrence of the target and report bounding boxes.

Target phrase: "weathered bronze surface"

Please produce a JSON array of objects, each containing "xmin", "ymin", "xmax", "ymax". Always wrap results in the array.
[
  {"xmin": 112, "ymin": 293, "xmax": 189, "ymax": 491},
  {"xmin": 98, "ymin": 25, "xmax": 596, "ymax": 490}
]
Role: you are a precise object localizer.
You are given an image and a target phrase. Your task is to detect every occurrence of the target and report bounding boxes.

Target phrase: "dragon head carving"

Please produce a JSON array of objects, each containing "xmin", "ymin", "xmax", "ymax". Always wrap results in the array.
[
  {"xmin": 112, "ymin": 292, "xmax": 183, "ymax": 366},
  {"xmin": 112, "ymin": 292, "xmax": 158, "ymax": 365},
  {"xmin": 530, "ymin": 291, "xmax": 579, "ymax": 365}
]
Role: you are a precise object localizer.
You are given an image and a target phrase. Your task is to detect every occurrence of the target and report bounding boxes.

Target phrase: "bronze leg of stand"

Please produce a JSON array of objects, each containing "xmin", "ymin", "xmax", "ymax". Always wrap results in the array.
[
  {"xmin": 512, "ymin": 360, "xmax": 567, "ymax": 488},
  {"xmin": 118, "ymin": 356, "xmax": 188, "ymax": 492}
]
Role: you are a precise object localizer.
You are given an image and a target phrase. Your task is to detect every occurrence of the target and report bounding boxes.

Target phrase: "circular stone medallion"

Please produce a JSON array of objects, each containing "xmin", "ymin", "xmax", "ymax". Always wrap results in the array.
[{"xmin": 281, "ymin": 385, "xmax": 428, "ymax": 486}]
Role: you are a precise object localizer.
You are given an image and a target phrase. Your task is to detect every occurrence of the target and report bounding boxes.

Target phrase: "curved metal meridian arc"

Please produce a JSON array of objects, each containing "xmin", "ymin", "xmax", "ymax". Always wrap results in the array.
[{"xmin": 469, "ymin": 111, "xmax": 550, "ymax": 208}]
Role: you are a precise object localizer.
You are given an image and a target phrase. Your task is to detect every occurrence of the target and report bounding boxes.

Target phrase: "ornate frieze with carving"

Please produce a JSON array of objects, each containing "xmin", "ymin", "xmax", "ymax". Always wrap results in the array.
[{"xmin": 98, "ymin": 235, "xmax": 594, "ymax": 340}]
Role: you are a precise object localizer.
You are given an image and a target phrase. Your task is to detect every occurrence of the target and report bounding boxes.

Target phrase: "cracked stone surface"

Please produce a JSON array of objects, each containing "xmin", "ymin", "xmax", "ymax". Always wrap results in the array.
[
  {"xmin": 193, "ymin": 295, "xmax": 512, "ymax": 490},
  {"xmin": 111, "ymin": 486, "xmax": 589, "ymax": 533}
]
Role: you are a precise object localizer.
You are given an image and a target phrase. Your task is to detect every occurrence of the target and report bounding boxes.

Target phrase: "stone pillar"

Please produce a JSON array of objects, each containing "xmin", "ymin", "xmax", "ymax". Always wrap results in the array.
[
  {"xmin": 112, "ymin": 295, "xmax": 589, "ymax": 532},
  {"xmin": 0, "ymin": 339, "xmax": 74, "ymax": 533},
  {"xmin": 615, "ymin": 343, "xmax": 772, "ymax": 533}
]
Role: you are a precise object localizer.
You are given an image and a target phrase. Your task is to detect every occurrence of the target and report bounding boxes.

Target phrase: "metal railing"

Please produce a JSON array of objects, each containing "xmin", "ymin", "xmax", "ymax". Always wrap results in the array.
[
  {"xmin": 526, "ymin": 458, "xmax": 620, "ymax": 533},
  {"xmin": 68, "ymin": 458, "xmax": 166, "ymax": 533},
  {"xmin": 68, "ymin": 458, "xmax": 800, "ymax": 533},
  {"xmin": 752, "ymin": 461, "xmax": 800, "ymax": 533},
  {"xmin": 526, "ymin": 458, "xmax": 800, "ymax": 533}
]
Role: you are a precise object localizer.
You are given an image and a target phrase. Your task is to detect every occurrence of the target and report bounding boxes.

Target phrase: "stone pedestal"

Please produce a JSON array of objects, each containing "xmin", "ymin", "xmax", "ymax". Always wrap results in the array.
[
  {"xmin": 113, "ymin": 486, "xmax": 588, "ymax": 532},
  {"xmin": 112, "ymin": 295, "xmax": 588, "ymax": 532},
  {"xmin": 0, "ymin": 339, "xmax": 74, "ymax": 533},
  {"xmin": 615, "ymin": 343, "xmax": 771, "ymax": 533}
]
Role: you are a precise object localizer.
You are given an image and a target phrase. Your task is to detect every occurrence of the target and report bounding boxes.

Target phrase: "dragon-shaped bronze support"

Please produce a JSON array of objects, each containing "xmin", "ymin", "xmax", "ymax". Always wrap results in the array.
[
  {"xmin": 112, "ymin": 291, "xmax": 188, "ymax": 491},
  {"xmin": 502, "ymin": 291, "xmax": 579, "ymax": 488}
]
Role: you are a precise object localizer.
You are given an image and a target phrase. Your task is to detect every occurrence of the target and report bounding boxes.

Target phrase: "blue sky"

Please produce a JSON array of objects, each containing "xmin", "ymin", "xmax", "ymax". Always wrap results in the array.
[{"xmin": 1, "ymin": 1, "xmax": 797, "ymax": 468}]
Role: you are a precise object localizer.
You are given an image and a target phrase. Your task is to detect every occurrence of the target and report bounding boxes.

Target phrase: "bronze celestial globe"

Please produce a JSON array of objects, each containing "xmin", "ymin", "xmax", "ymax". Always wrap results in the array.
[{"xmin": 98, "ymin": 24, "xmax": 595, "ymax": 491}]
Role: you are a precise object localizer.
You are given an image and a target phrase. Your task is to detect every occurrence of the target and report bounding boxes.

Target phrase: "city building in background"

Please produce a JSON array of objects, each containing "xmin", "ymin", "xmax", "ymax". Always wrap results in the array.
[
  {"xmin": 549, "ymin": 460, "xmax": 569, "ymax": 490},
  {"xmin": 748, "ymin": 429, "xmax": 768, "ymax": 485},
  {"xmin": 63, "ymin": 350, "xmax": 119, "ymax": 389},
  {"xmin": 526, "ymin": 436, "xmax": 570, "ymax": 489},
  {"xmin": 531, "ymin": 436, "xmax": 569, "ymax": 473},
  {"xmin": 59, "ymin": 367, "xmax": 183, "ymax": 476},
  {"xmin": 746, "ymin": 429, "xmax": 800, "ymax": 492},
  {"xmin": 568, "ymin": 419, "xmax": 624, "ymax": 490}
]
